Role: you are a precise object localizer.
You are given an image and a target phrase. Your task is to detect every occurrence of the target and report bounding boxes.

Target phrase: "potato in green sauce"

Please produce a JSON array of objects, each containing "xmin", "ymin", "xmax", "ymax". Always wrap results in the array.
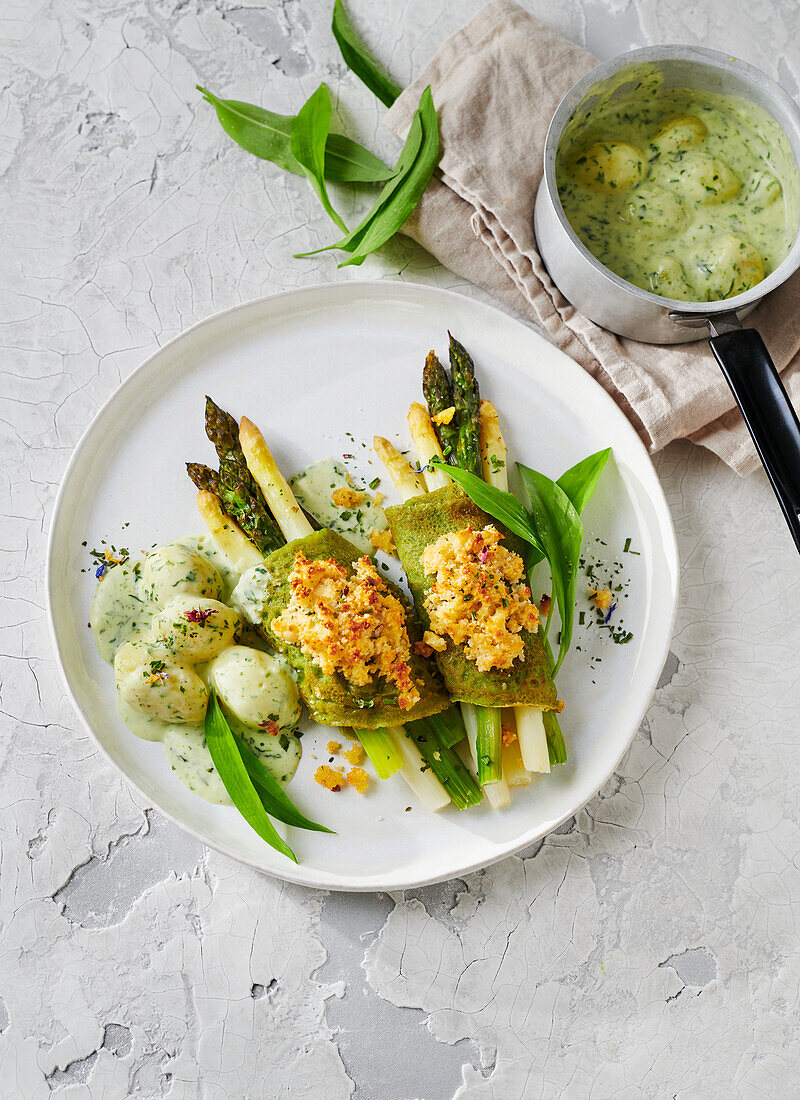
[{"xmin": 556, "ymin": 79, "xmax": 798, "ymax": 302}]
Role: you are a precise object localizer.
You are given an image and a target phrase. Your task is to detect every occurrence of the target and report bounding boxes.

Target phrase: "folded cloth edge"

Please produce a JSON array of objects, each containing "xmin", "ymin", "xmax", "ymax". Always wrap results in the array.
[{"xmin": 384, "ymin": 0, "xmax": 796, "ymax": 477}]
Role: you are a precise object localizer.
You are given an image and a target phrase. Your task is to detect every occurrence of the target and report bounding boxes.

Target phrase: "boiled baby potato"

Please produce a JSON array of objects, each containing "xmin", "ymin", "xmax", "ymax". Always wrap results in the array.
[
  {"xmin": 141, "ymin": 543, "xmax": 224, "ymax": 606},
  {"xmin": 572, "ymin": 141, "xmax": 646, "ymax": 192},
  {"xmin": 151, "ymin": 595, "xmax": 240, "ymax": 662},
  {"xmin": 618, "ymin": 184, "xmax": 688, "ymax": 239},
  {"xmin": 699, "ymin": 235, "xmax": 764, "ymax": 299},
  {"xmin": 747, "ymin": 169, "xmax": 782, "ymax": 208},
  {"xmin": 647, "ymin": 257, "xmax": 693, "ymax": 300},
  {"xmin": 114, "ymin": 640, "xmax": 208, "ymax": 724},
  {"xmin": 676, "ymin": 152, "xmax": 740, "ymax": 204},
  {"xmin": 651, "ymin": 114, "xmax": 707, "ymax": 155},
  {"xmin": 209, "ymin": 645, "xmax": 301, "ymax": 732}
]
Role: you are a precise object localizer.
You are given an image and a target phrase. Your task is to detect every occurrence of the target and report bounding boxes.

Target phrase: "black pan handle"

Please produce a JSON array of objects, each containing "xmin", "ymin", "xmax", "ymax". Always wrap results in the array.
[{"xmin": 709, "ymin": 327, "xmax": 800, "ymax": 554}]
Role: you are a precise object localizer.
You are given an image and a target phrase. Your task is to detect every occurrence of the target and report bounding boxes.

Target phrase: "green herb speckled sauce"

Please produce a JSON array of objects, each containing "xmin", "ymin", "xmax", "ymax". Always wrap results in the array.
[
  {"xmin": 90, "ymin": 537, "xmax": 301, "ymax": 803},
  {"xmin": 556, "ymin": 76, "xmax": 799, "ymax": 302},
  {"xmin": 290, "ymin": 457, "xmax": 388, "ymax": 556}
]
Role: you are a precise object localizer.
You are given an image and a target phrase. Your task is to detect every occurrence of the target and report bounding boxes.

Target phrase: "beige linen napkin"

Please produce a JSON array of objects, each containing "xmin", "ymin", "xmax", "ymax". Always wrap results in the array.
[{"xmin": 385, "ymin": 0, "xmax": 800, "ymax": 475}]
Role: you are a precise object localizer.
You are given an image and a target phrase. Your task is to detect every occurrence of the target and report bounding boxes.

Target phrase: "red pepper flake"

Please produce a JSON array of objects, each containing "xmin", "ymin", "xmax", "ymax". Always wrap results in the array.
[{"xmin": 258, "ymin": 719, "xmax": 280, "ymax": 736}]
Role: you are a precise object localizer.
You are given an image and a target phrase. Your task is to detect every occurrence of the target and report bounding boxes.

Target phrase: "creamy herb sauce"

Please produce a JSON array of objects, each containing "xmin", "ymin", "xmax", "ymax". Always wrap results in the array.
[
  {"xmin": 556, "ymin": 76, "xmax": 799, "ymax": 302},
  {"xmin": 90, "ymin": 559, "xmax": 150, "ymax": 663},
  {"xmin": 90, "ymin": 537, "xmax": 301, "ymax": 802},
  {"xmin": 231, "ymin": 564, "xmax": 272, "ymax": 627},
  {"xmin": 290, "ymin": 457, "xmax": 387, "ymax": 556}
]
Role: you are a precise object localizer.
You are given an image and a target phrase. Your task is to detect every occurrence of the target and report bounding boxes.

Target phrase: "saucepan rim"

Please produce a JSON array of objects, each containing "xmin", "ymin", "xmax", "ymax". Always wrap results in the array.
[{"xmin": 542, "ymin": 43, "xmax": 800, "ymax": 314}]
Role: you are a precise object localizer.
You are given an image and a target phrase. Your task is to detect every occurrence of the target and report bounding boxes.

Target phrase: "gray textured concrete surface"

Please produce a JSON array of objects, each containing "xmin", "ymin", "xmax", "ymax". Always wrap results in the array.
[{"xmin": 3, "ymin": 0, "xmax": 800, "ymax": 1095}]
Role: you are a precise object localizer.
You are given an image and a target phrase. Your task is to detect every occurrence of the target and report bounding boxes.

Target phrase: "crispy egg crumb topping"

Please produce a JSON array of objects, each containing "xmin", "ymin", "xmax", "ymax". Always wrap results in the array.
[
  {"xmin": 331, "ymin": 486, "xmax": 365, "ymax": 509},
  {"xmin": 346, "ymin": 766, "xmax": 369, "ymax": 794},
  {"xmin": 369, "ymin": 528, "xmax": 396, "ymax": 556},
  {"xmin": 343, "ymin": 743, "xmax": 365, "ymax": 766},
  {"xmin": 315, "ymin": 764, "xmax": 344, "ymax": 791},
  {"xmin": 421, "ymin": 525, "xmax": 540, "ymax": 672},
  {"xmin": 271, "ymin": 552, "xmax": 421, "ymax": 710}
]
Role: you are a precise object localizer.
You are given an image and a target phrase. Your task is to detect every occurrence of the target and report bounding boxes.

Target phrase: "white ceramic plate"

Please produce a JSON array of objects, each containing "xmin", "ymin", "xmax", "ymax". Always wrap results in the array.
[{"xmin": 48, "ymin": 282, "xmax": 678, "ymax": 891}]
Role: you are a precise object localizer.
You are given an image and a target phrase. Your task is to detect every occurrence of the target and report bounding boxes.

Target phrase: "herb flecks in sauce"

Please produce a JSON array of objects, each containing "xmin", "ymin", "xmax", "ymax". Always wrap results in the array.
[
  {"xmin": 557, "ymin": 78, "xmax": 798, "ymax": 302},
  {"xmin": 290, "ymin": 456, "xmax": 389, "ymax": 557},
  {"xmin": 89, "ymin": 536, "xmax": 301, "ymax": 802}
]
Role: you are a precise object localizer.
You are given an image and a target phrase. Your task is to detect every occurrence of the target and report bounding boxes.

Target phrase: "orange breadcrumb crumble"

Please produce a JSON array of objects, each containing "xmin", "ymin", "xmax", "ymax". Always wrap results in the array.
[
  {"xmin": 432, "ymin": 406, "xmax": 456, "ymax": 426},
  {"xmin": 326, "ymin": 740, "xmax": 341, "ymax": 754},
  {"xmin": 423, "ymin": 630, "xmax": 446, "ymax": 653},
  {"xmin": 332, "ymin": 487, "xmax": 365, "ymax": 509},
  {"xmin": 369, "ymin": 528, "xmax": 396, "ymax": 556},
  {"xmin": 343, "ymin": 743, "xmax": 365, "ymax": 766},
  {"xmin": 271, "ymin": 552, "xmax": 420, "ymax": 710},
  {"xmin": 421, "ymin": 525, "xmax": 540, "ymax": 672},
  {"xmin": 315, "ymin": 764, "xmax": 344, "ymax": 791},
  {"xmin": 590, "ymin": 587, "xmax": 613, "ymax": 611},
  {"xmin": 346, "ymin": 767, "xmax": 369, "ymax": 794}
]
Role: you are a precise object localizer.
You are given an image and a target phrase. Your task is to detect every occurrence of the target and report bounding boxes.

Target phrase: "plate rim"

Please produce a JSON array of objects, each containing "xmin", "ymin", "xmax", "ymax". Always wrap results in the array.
[{"xmin": 46, "ymin": 280, "xmax": 679, "ymax": 891}]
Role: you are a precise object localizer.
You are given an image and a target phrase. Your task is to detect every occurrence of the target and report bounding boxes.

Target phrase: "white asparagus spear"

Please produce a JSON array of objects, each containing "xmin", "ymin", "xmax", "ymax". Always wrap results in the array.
[
  {"xmin": 408, "ymin": 403, "xmax": 450, "ymax": 490},
  {"xmin": 388, "ymin": 726, "xmax": 451, "ymax": 811},
  {"xmin": 196, "ymin": 490, "xmax": 264, "ymax": 572},
  {"xmin": 374, "ymin": 436, "xmax": 428, "ymax": 499},
  {"xmin": 481, "ymin": 400, "xmax": 551, "ymax": 774},
  {"xmin": 239, "ymin": 418, "xmax": 314, "ymax": 542},
  {"xmin": 500, "ymin": 710, "xmax": 531, "ymax": 787},
  {"xmin": 480, "ymin": 399, "xmax": 508, "ymax": 490}
]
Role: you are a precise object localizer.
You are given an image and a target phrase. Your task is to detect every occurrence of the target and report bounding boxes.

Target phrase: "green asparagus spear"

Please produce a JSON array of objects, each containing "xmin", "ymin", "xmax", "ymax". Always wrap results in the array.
[
  {"xmin": 204, "ymin": 397, "xmax": 286, "ymax": 555},
  {"xmin": 442, "ymin": 337, "xmax": 503, "ymax": 782},
  {"xmin": 422, "ymin": 350, "xmax": 460, "ymax": 466},
  {"xmin": 475, "ymin": 706, "xmax": 502, "ymax": 785},
  {"xmin": 186, "ymin": 461, "xmax": 220, "ymax": 496},
  {"xmin": 423, "ymin": 704, "xmax": 467, "ymax": 749},
  {"xmin": 448, "ymin": 333, "xmax": 481, "ymax": 477},
  {"xmin": 405, "ymin": 718, "xmax": 483, "ymax": 809}
]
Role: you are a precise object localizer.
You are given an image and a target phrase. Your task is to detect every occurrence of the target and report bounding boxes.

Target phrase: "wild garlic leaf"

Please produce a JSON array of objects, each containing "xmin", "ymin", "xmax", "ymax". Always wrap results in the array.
[
  {"xmin": 430, "ymin": 458, "xmax": 544, "ymax": 553},
  {"xmin": 236, "ymin": 736, "xmax": 334, "ymax": 834},
  {"xmin": 324, "ymin": 133, "xmax": 396, "ymax": 183},
  {"xmin": 197, "ymin": 86, "xmax": 393, "ymax": 183},
  {"xmin": 557, "ymin": 448, "xmax": 612, "ymax": 516},
  {"xmin": 289, "ymin": 83, "xmax": 348, "ymax": 232},
  {"xmin": 296, "ymin": 85, "xmax": 439, "ymax": 265},
  {"xmin": 527, "ymin": 447, "xmax": 612, "ymax": 568},
  {"xmin": 332, "ymin": 0, "xmax": 402, "ymax": 108},
  {"xmin": 204, "ymin": 691, "xmax": 297, "ymax": 863},
  {"xmin": 517, "ymin": 465, "xmax": 583, "ymax": 677}
]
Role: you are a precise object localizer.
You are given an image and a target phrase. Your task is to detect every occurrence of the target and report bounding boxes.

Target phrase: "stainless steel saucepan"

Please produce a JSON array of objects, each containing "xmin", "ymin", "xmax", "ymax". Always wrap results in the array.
[{"xmin": 534, "ymin": 45, "xmax": 800, "ymax": 552}]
